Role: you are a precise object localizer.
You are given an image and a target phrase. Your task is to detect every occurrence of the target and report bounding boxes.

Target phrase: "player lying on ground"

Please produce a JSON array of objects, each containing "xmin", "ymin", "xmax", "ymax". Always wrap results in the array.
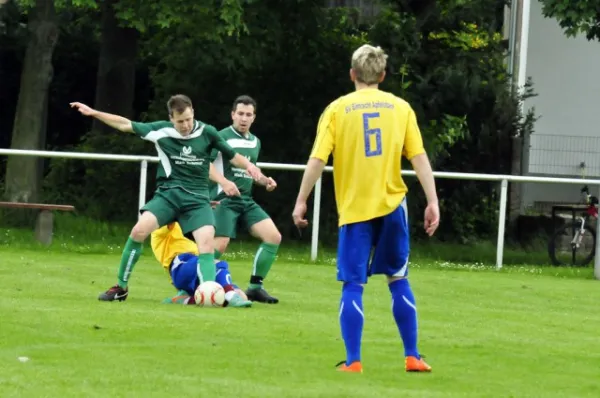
[
  {"xmin": 70, "ymin": 94, "xmax": 268, "ymax": 303},
  {"xmin": 208, "ymin": 95, "xmax": 281, "ymax": 304},
  {"xmin": 292, "ymin": 44, "xmax": 439, "ymax": 373},
  {"xmin": 151, "ymin": 222, "xmax": 251, "ymax": 307}
]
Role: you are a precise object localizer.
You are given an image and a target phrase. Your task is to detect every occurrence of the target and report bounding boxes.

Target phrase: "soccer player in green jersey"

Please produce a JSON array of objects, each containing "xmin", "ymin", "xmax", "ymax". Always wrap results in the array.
[
  {"xmin": 208, "ymin": 95, "xmax": 281, "ymax": 304},
  {"xmin": 70, "ymin": 94, "xmax": 266, "ymax": 302}
]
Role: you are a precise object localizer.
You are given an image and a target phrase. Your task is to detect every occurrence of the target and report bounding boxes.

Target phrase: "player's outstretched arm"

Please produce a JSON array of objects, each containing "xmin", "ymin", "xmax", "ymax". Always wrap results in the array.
[
  {"xmin": 253, "ymin": 175, "xmax": 277, "ymax": 191},
  {"xmin": 410, "ymin": 153, "xmax": 440, "ymax": 236},
  {"xmin": 209, "ymin": 163, "xmax": 240, "ymax": 197},
  {"xmin": 69, "ymin": 102, "xmax": 133, "ymax": 133},
  {"xmin": 264, "ymin": 177, "xmax": 277, "ymax": 192},
  {"xmin": 229, "ymin": 153, "xmax": 264, "ymax": 181},
  {"xmin": 292, "ymin": 158, "xmax": 326, "ymax": 228}
]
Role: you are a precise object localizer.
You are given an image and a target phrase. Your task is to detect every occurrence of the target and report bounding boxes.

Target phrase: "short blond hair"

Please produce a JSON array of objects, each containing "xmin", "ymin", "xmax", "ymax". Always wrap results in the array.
[{"xmin": 351, "ymin": 44, "xmax": 388, "ymax": 85}]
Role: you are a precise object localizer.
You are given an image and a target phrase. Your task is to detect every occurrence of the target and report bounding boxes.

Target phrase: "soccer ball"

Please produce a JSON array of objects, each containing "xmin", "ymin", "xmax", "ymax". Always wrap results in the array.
[{"xmin": 194, "ymin": 281, "xmax": 225, "ymax": 307}]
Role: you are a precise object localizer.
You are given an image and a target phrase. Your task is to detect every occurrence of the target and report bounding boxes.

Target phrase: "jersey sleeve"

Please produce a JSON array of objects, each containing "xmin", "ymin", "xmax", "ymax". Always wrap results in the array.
[
  {"xmin": 402, "ymin": 107, "xmax": 426, "ymax": 160},
  {"xmin": 209, "ymin": 148, "xmax": 219, "ymax": 162},
  {"xmin": 309, "ymin": 100, "xmax": 337, "ymax": 162},
  {"xmin": 150, "ymin": 226, "xmax": 169, "ymax": 251},
  {"xmin": 206, "ymin": 126, "xmax": 236, "ymax": 160},
  {"xmin": 131, "ymin": 121, "xmax": 170, "ymax": 138}
]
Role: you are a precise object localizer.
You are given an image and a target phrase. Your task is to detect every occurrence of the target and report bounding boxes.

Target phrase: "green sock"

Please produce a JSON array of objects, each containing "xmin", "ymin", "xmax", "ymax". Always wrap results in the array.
[
  {"xmin": 117, "ymin": 237, "xmax": 143, "ymax": 288},
  {"xmin": 197, "ymin": 253, "xmax": 216, "ymax": 283},
  {"xmin": 249, "ymin": 243, "xmax": 279, "ymax": 290},
  {"xmin": 214, "ymin": 249, "xmax": 222, "ymax": 260}
]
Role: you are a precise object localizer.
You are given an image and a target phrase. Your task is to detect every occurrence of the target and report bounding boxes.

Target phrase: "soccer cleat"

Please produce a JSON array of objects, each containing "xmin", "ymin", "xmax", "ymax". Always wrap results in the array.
[
  {"xmin": 98, "ymin": 284, "xmax": 128, "ymax": 302},
  {"xmin": 245, "ymin": 287, "xmax": 279, "ymax": 304},
  {"xmin": 405, "ymin": 356, "xmax": 432, "ymax": 372},
  {"xmin": 162, "ymin": 291, "xmax": 194, "ymax": 305},
  {"xmin": 335, "ymin": 360, "xmax": 363, "ymax": 373},
  {"xmin": 226, "ymin": 293, "xmax": 252, "ymax": 308}
]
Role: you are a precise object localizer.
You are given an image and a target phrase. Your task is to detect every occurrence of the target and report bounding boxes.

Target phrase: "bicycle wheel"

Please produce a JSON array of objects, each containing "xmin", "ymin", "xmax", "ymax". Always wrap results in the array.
[{"xmin": 548, "ymin": 222, "xmax": 596, "ymax": 266}]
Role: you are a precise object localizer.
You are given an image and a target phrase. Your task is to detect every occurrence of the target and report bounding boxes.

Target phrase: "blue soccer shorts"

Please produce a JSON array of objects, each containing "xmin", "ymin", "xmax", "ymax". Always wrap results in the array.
[
  {"xmin": 169, "ymin": 253, "xmax": 238, "ymax": 295},
  {"xmin": 336, "ymin": 199, "xmax": 410, "ymax": 284}
]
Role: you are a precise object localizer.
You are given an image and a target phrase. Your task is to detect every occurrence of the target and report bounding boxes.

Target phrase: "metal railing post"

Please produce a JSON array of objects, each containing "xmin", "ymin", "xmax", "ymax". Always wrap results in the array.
[
  {"xmin": 310, "ymin": 177, "xmax": 323, "ymax": 261},
  {"xmin": 496, "ymin": 179, "xmax": 509, "ymax": 269},
  {"xmin": 138, "ymin": 160, "xmax": 148, "ymax": 219},
  {"xmin": 595, "ymin": 206, "xmax": 600, "ymax": 280}
]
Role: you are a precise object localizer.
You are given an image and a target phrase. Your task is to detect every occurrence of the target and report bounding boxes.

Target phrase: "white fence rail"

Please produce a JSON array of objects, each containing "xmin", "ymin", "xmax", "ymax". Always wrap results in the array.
[{"xmin": 1, "ymin": 148, "xmax": 600, "ymax": 279}]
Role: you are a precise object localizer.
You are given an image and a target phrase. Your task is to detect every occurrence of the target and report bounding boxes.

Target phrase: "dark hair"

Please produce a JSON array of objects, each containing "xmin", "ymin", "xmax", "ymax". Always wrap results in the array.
[
  {"xmin": 167, "ymin": 94, "xmax": 193, "ymax": 116},
  {"xmin": 232, "ymin": 95, "xmax": 257, "ymax": 113}
]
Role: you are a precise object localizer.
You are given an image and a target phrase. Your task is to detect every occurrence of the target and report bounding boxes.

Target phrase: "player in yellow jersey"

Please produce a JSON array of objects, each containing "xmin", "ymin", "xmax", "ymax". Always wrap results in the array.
[
  {"xmin": 292, "ymin": 44, "xmax": 439, "ymax": 373},
  {"xmin": 151, "ymin": 222, "xmax": 251, "ymax": 307}
]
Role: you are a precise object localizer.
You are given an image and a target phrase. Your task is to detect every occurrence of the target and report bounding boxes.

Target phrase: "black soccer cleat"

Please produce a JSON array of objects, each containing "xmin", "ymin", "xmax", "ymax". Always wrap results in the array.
[
  {"xmin": 98, "ymin": 284, "xmax": 129, "ymax": 302},
  {"xmin": 245, "ymin": 287, "xmax": 279, "ymax": 304}
]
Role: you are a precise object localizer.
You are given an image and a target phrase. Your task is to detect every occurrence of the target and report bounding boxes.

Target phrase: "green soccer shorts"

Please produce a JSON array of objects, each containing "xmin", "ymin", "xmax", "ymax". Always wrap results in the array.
[
  {"xmin": 141, "ymin": 187, "xmax": 215, "ymax": 234},
  {"xmin": 213, "ymin": 197, "xmax": 269, "ymax": 239}
]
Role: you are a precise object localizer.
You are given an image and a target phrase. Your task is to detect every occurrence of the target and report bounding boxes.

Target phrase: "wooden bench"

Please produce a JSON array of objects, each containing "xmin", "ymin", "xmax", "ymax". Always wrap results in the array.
[{"xmin": 0, "ymin": 202, "xmax": 76, "ymax": 246}]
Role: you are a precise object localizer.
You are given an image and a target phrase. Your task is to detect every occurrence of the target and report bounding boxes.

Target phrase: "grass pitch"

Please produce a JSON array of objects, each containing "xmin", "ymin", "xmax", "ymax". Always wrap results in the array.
[{"xmin": 1, "ymin": 247, "xmax": 600, "ymax": 397}]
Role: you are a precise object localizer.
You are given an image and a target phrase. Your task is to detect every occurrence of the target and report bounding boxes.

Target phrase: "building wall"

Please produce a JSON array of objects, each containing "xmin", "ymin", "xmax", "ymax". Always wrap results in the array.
[{"xmin": 520, "ymin": 0, "xmax": 600, "ymax": 212}]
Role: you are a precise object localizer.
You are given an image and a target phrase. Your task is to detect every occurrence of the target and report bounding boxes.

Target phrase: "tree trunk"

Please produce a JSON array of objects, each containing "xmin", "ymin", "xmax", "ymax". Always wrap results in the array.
[
  {"xmin": 4, "ymin": 0, "xmax": 58, "ymax": 203},
  {"xmin": 91, "ymin": 0, "xmax": 138, "ymax": 135}
]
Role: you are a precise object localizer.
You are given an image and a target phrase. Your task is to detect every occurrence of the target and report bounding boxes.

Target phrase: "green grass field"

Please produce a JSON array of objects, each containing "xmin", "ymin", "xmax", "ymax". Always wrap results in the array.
[{"xmin": 1, "ymin": 243, "xmax": 600, "ymax": 398}]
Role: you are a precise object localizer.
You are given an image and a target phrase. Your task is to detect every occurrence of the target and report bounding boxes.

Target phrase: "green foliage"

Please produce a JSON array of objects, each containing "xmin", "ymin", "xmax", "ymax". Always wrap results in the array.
[
  {"xmin": 539, "ymin": 0, "xmax": 600, "ymax": 41},
  {"xmin": 425, "ymin": 114, "xmax": 468, "ymax": 163},
  {"xmin": 370, "ymin": 0, "xmax": 533, "ymax": 242},
  {"xmin": 113, "ymin": 0, "xmax": 245, "ymax": 36},
  {"xmin": 43, "ymin": 132, "xmax": 154, "ymax": 223},
  {"xmin": 2, "ymin": 0, "xmax": 533, "ymax": 244},
  {"xmin": 15, "ymin": 0, "xmax": 97, "ymax": 11}
]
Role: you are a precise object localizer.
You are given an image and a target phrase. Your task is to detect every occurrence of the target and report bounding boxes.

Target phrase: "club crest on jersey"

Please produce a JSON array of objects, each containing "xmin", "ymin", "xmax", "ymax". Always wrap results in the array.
[
  {"xmin": 179, "ymin": 145, "xmax": 198, "ymax": 160},
  {"xmin": 174, "ymin": 145, "xmax": 203, "ymax": 166}
]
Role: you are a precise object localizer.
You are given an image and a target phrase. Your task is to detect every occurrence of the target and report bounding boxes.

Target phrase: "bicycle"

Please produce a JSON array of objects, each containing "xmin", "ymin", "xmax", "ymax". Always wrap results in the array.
[{"xmin": 548, "ymin": 185, "xmax": 599, "ymax": 266}]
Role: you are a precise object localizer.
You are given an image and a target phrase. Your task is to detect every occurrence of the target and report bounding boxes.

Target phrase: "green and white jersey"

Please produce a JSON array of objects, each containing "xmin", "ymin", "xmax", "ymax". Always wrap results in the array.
[
  {"xmin": 132, "ymin": 120, "xmax": 237, "ymax": 197},
  {"xmin": 210, "ymin": 126, "xmax": 261, "ymax": 200}
]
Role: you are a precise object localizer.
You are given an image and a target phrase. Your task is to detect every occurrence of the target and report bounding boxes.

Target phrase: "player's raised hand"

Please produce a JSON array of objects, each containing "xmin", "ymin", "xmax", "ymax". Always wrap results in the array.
[
  {"xmin": 69, "ymin": 102, "xmax": 97, "ymax": 117},
  {"xmin": 245, "ymin": 163, "xmax": 262, "ymax": 181},
  {"xmin": 265, "ymin": 177, "xmax": 277, "ymax": 192},
  {"xmin": 424, "ymin": 202, "xmax": 440, "ymax": 236},
  {"xmin": 292, "ymin": 201, "xmax": 309, "ymax": 229},
  {"xmin": 221, "ymin": 180, "xmax": 241, "ymax": 197}
]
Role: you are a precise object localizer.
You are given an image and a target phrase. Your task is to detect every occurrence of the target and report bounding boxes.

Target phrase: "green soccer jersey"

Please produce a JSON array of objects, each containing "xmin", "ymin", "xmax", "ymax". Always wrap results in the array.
[
  {"xmin": 210, "ymin": 126, "xmax": 261, "ymax": 199},
  {"xmin": 132, "ymin": 120, "xmax": 237, "ymax": 197}
]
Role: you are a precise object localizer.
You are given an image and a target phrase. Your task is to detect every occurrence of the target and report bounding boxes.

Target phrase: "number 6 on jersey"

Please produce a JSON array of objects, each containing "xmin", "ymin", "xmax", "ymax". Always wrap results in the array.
[{"xmin": 363, "ymin": 112, "xmax": 382, "ymax": 157}]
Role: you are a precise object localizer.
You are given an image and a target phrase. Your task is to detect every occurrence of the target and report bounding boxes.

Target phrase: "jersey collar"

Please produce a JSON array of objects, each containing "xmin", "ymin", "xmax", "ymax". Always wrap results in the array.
[{"xmin": 229, "ymin": 125, "xmax": 253, "ymax": 140}]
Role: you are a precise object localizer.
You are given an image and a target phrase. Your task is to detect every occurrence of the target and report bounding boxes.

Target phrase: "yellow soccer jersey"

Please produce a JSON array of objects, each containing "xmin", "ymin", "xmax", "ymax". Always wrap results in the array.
[
  {"xmin": 310, "ymin": 88, "xmax": 425, "ymax": 226},
  {"xmin": 151, "ymin": 222, "xmax": 198, "ymax": 270}
]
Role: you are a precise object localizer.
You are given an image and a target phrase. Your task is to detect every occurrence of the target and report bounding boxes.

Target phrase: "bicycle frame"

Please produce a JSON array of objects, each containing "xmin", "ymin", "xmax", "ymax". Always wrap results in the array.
[
  {"xmin": 569, "ymin": 185, "xmax": 598, "ymax": 249},
  {"xmin": 572, "ymin": 216, "xmax": 588, "ymax": 249}
]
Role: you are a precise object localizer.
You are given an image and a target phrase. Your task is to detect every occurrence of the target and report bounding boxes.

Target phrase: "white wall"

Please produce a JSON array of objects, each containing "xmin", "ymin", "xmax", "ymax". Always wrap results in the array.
[{"xmin": 521, "ymin": 0, "xmax": 600, "ymax": 211}]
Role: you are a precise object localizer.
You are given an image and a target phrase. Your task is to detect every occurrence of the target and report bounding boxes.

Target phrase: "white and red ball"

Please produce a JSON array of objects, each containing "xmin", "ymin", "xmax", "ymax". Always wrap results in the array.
[{"xmin": 194, "ymin": 281, "xmax": 225, "ymax": 307}]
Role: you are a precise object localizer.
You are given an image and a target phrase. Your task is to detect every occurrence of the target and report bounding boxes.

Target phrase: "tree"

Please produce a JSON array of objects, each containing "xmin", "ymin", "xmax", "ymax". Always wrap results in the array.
[
  {"xmin": 42, "ymin": 0, "xmax": 249, "ymax": 220},
  {"xmin": 539, "ymin": 0, "xmax": 600, "ymax": 41},
  {"xmin": 91, "ymin": 0, "xmax": 138, "ymax": 135},
  {"xmin": 4, "ymin": 0, "xmax": 58, "ymax": 203},
  {"xmin": 91, "ymin": 0, "xmax": 247, "ymax": 135}
]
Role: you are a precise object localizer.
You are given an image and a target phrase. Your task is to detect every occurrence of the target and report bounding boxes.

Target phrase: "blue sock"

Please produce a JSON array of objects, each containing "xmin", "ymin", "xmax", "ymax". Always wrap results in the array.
[
  {"xmin": 389, "ymin": 279, "xmax": 419, "ymax": 357},
  {"xmin": 340, "ymin": 282, "xmax": 364, "ymax": 365},
  {"xmin": 215, "ymin": 261, "xmax": 232, "ymax": 287}
]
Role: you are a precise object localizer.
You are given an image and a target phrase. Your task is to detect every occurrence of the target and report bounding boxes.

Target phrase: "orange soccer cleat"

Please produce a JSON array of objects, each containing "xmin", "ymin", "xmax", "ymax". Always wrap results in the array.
[
  {"xmin": 335, "ymin": 360, "xmax": 363, "ymax": 373},
  {"xmin": 405, "ymin": 356, "xmax": 432, "ymax": 372}
]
